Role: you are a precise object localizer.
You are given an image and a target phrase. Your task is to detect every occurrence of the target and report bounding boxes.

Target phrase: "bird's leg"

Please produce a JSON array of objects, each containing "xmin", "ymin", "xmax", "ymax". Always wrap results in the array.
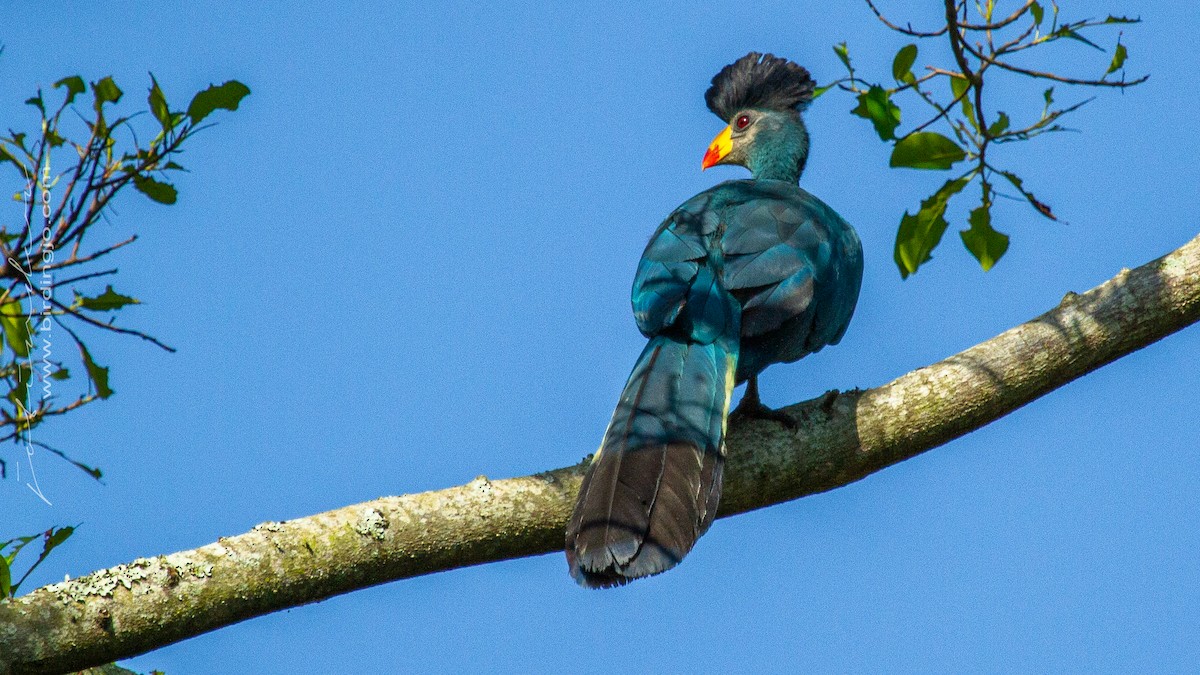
[{"xmin": 729, "ymin": 376, "xmax": 797, "ymax": 429}]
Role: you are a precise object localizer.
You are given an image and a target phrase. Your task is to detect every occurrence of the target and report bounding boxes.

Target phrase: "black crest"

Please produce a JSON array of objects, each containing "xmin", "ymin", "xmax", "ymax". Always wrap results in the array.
[{"xmin": 704, "ymin": 52, "xmax": 815, "ymax": 122}]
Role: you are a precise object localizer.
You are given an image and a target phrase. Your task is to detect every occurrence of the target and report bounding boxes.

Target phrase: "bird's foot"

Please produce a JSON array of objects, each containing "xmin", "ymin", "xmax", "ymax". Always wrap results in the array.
[{"xmin": 729, "ymin": 396, "xmax": 798, "ymax": 430}]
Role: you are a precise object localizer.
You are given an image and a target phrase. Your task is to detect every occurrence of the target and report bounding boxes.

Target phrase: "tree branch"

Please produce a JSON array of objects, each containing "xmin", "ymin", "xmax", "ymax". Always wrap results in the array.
[{"xmin": 3, "ymin": 232, "xmax": 1200, "ymax": 674}]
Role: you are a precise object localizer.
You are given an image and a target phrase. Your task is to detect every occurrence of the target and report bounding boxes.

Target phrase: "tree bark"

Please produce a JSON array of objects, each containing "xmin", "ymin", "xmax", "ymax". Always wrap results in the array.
[{"xmin": 3, "ymin": 232, "xmax": 1199, "ymax": 674}]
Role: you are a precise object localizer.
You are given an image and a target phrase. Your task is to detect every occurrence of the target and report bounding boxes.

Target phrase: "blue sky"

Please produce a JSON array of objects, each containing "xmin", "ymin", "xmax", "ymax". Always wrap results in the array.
[{"xmin": 4, "ymin": 1, "xmax": 1198, "ymax": 672}]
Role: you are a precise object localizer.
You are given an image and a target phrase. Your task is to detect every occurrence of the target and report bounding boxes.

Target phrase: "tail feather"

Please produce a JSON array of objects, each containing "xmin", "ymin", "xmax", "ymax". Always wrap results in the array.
[{"xmin": 566, "ymin": 336, "xmax": 734, "ymax": 588}]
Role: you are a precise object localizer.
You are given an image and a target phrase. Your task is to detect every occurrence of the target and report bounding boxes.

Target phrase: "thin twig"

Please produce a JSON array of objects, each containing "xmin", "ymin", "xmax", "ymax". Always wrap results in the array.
[
  {"xmin": 903, "ymin": 67, "xmax": 974, "ymax": 138},
  {"xmin": 16, "ymin": 138, "xmax": 47, "ymax": 250},
  {"xmin": 46, "ymin": 125, "xmax": 100, "ymax": 245},
  {"xmin": 49, "ymin": 268, "xmax": 119, "ymax": 288},
  {"xmin": 893, "ymin": 70, "xmax": 940, "ymax": 93},
  {"xmin": 864, "ymin": 0, "xmax": 948, "ymax": 36},
  {"xmin": 48, "ymin": 296, "xmax": 174, "ymax": 353},
  {"xmin": 959, "ymin": 38, "xmax": 1148, "ymax": 87},
  {"xmin": 994, "ymin": 18, "xmax": 1038, "ymax": 54},
  {"xmin": 41, "ymin": 234, "xmax": 137, "ymax": 272},
  {"xmin": 958, "ymin": 0, "xmax": 1034, "ymax": 31}
]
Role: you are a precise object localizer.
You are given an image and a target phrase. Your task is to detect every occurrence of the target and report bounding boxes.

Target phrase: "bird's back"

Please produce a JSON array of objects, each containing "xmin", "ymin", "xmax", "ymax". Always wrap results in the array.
[{"xmin": 637, "ymin": 179, "xmax": 862, "ymax": 383}]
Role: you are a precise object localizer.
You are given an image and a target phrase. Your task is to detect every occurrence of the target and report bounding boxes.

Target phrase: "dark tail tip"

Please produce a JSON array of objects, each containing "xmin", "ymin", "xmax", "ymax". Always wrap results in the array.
[
  {"xmin": 565, "ymin": 443, "xmax": 724, "ymax": 588},
  {"xmin": 568, "ymin": 537, "xmax": 685, "ymax": 589}
]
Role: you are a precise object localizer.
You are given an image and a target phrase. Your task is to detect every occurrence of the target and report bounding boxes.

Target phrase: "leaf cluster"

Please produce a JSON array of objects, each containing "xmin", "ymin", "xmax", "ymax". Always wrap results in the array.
[
  {"xmin": 0, "ymin": 525, "xmax": 74, "ymax": 598},
  {"xmin": 818, "ymin": 0, "xmax": 1144, "ymax": 277},
  {"xmin": 0, "ymin": 71, "xmax": 247, "ymax": 597},
  {"xmin": 0, "ymin": 74, "xmax": 248, "ymax": 478}
]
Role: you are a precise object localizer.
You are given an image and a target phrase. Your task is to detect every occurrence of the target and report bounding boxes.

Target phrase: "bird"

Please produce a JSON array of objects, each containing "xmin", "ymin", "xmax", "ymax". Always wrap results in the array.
[{"xmin": 565, "ymin": 53, "xmax": 864, "ymax": 588}]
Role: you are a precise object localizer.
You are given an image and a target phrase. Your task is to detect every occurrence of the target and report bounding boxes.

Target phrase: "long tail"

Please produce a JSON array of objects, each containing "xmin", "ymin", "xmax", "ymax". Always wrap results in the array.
[{"xmin": 566, "ymin": 334, "xmax": 737, "ymax": 588}]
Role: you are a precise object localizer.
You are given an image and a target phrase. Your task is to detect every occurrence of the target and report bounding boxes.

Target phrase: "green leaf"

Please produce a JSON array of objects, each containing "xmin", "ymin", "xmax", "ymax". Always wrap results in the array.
[
  {"xmin": 851, "ymin": 86, "xmax": 901, "ymax": 141},
  {"xmin": 43, "ymin": 526, "xmax": 74, "ymax": 553},
  {"xmin": 1043, "ymin": 87, "xmax": 1055, "ymax": 110},
  {"xmin": 44, "ymin": 129, "xmax": 65, "ymax": 148},
  {"xmin": 1052, "ymin": 27, "xmax": 1102, "ymax": 51},
  {"xmin": 24, "ymin": 94, "xmax": 44, "ymax": 115},
  {"xmin": 1, "ymin": 301, "xmax": 30, "ymax": 358},
  {"xmin": 894, "ymin": 177, "xmax": 971, "ymax": 278},
  {"xmin": 10, "ymin": 526, "xmax": 77, "ymax": 594},
  {"xmin": 890, "ymin": 132, "xmax": 966, "ymax": 170},
  {"xmin": 2, "ymin": 535, "xmax": 39, "ymax": 563},
  {"xmin": 54, "ymin": 76, "xmax": 86, "ymax": 106},
  {"xmin": 960, "ymin": 199, "xmax": 1010, "ymax": 271},
  {"xmin": 0, "ymin": 554, "xmax": 10, "ymax": 598},
  {"xmin": 961, "ymin": 100, "xmax": 979, "ymax": 132},
  {"xmin": 8, "ymin": 362, "xmax": 29, "ymax": 410},
  {"xmin": 833, "ymin": 43, "xmax": 853, "ymax": 73},
  {"xmin": 92, "ymin": 76, "xmax": 124, "ymax": 112},
  {"xmin": 133, "ymin": 175, "xmax": 178, "ymax": 204},
  {"xmin": 78, "ymin": 285, "xmax": 140, "ymax": 311},
  {"xmin": 77, "ymin": 341, "xmax": 113, "ymax": 399},
  {"xmin": 811, "ymin": 83, "xmax": 834, "ymax": 100},
  {"xmin": 50, "ymin": 367, "xmax": 69, "ymax": 381},
  {"xmin": 0, "ymin": 146, "xmax": 25, "ymax": 174},
  {"xmin": 949, "ymin": 75, "xmax": 978, "ymax": 128},
  {"xmin": 186, "ymin": 80, "xmax": 251, "ymax": 124},
  {"xmin": 1031, "ymin": 2, "xmax": 1044, "ymax": 25},
  {"xmin": 1103, "ymin": 15, "xmax": 1140, "ymax": 24},
  {"xmin": 148, "ymin": 74, "xmax": 172, "ymax": 130},
  {"xmin": 1106, "ymin": 41, "xmax": 1128, "ymax": 75},
  {"xmin": 987, "ymin": 112, "xmax": 1010, "ymax": 136},
  {"xmin": 892, "ymin": 44, "xmax": 918, "ymax": 83},
  {"xmin": 950, "ymin": 74, "xmax": 970, "ymax": 100}
]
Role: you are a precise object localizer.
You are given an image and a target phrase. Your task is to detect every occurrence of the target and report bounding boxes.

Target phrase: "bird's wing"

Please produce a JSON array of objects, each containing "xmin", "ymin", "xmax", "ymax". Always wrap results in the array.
[
  {"xmin": 720, "ymin": 184, "xmax": 845, "ymax": 339},
  {"xmin": 632, "ymin": 192, "xmax": 738, "ymax": 345}
]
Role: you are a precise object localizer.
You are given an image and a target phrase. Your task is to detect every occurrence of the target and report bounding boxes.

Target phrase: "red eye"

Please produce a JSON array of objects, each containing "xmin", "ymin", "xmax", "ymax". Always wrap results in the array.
[{"xmin": 735, "ymin": 114, "xmax": 751, "ymax": 130}]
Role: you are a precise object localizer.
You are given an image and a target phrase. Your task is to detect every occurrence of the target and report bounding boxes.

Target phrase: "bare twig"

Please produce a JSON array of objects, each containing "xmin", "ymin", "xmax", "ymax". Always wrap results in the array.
[
  {"xmin": 903, "ymin": 67, "xmax": 974, "ymax": 138},
  {"xmin": 41, "ymin": 234, "xmax": 137, "ymax": 272},
  {"xmin": 48, "ymin": 296, "xmax": 174, "ymax": 353},
  {"xmin": 963, "ymin": 38, "xmax": 1148, "ymax": 86},
  {"xmin": 958, "ymin": 0, "xmax": 1034, "ymax": 31},
  {"xmin": 865, "ymin": 0, "xmax": 948, "ymax": 36},
  {"xmin": 50, "ymin": 268, "xmax": 119, "ymax": 288}
]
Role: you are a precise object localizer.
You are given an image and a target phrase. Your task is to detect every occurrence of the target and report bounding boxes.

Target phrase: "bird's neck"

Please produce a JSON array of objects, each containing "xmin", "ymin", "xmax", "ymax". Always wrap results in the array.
[{"xmin": 748, "ymin": 118, "xmax": 808, "ymax": 183}]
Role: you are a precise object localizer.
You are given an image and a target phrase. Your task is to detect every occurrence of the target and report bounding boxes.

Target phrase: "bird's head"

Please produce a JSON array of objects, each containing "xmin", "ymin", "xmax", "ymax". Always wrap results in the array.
[{"xmin": 700, "ymin": 53, "xmax": 815, "ymax": 183}]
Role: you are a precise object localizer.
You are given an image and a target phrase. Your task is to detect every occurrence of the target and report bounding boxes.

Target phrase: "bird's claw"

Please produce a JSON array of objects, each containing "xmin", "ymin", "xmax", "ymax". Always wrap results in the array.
[{"xmin": 729, "ymin": 397, "xmax": 798, "ymax": 430}]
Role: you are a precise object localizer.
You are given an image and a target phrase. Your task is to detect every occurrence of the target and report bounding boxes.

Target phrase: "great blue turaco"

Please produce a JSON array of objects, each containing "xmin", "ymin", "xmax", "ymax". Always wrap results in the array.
[{"xmin": 565, "ymin": 53, "xmax": 864, "ymax": 587}]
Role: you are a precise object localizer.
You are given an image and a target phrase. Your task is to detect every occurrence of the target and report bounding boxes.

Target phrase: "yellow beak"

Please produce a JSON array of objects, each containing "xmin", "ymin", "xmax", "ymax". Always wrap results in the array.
[{"xmin": 701, "ymin": 125, "xmax": 733, "ymax": 170}]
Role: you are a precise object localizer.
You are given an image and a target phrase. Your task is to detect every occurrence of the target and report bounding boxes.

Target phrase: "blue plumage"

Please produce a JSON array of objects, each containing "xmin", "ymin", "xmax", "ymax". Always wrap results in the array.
[
  {"xmin": 634, "ymin": 178, "xmax": 861, "ymax": 384},
  {"xmin": 566, "ymin": 53, "xmax": 863, "ymax": 587}
]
